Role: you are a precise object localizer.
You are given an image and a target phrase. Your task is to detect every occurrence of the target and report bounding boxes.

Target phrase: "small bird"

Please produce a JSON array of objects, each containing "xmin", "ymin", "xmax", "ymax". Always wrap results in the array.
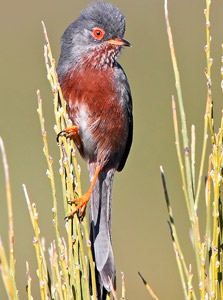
[{"xmin": 57, "ymin": 2, "xmax": 133, "ymax": 298}]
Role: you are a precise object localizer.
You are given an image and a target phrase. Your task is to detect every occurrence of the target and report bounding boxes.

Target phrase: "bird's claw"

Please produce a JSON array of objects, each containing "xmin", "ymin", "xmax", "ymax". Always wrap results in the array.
[
  {"xmin": 56, "ymin": 125, "xmax": 79, "ymax": 143},
  {"xmin": 65, "ymin": 192, "xmax": 91, "ymax": 219},
  {"xmin": 57, "ymin": 130, "xmax": 68, "ymax": 143}
]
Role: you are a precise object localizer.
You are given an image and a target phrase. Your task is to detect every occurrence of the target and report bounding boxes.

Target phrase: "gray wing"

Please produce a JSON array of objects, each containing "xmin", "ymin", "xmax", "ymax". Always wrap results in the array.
[{"xmin": 115, "ymin": 63, "xmax": 133, "ymax": 172}]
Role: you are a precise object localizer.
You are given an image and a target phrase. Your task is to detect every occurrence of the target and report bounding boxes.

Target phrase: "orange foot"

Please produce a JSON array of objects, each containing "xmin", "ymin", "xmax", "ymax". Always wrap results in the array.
[
  {"xmin": 65, "ymin": 166, "xmax": 101, "ymax": 219},
  {"xmin": 57, "ymin": 125, "xmax": 82, "ymax": 146},
  {"xmin": 66, "ymin": 191, "xmax": 91, "ymax": 218}
]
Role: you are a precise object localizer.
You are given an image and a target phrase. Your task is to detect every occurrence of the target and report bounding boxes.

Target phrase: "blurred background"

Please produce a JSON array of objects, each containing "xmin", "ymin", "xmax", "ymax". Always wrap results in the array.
[{"xmin": 1, "ymin": 0, "xmax": 223, "ymax": 299}]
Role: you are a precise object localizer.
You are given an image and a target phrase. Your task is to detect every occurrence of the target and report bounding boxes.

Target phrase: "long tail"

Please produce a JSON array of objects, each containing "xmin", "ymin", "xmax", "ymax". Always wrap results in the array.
[{"xmin": 89, "ymin": 167, "xmax": 116, "ymax": 299}]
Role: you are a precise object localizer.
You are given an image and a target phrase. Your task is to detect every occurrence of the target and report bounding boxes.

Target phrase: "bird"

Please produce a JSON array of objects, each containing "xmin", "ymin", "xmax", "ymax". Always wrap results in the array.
[{"xmin": 57, "ymin": 1, "xmax": 133, "ymax": 298}]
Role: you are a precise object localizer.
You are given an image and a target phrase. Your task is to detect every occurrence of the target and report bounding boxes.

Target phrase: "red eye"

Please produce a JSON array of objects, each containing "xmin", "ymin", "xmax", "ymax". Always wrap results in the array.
[{"xmin": 92, "ymin": 27, "xmax": 105, "ymax": 40}]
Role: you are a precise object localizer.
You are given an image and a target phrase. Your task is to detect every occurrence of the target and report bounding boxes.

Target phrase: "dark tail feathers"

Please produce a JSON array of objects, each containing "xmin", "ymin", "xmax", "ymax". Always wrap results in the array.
[{"xmin": 89, "ymin": 168, "xmax": 116, "ymax": 299}]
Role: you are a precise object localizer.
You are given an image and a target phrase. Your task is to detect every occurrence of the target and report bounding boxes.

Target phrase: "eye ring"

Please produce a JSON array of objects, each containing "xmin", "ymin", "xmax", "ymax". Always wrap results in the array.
[{"xmin": 92, "ymin": 27, "xmax": 105, "ymax": 40}]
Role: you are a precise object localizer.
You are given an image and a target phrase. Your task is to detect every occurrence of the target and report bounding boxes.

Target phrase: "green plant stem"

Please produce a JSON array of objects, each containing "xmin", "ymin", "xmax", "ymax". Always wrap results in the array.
[
  {"xmin": 194, "ymin": 112, "xmax": 209, "ymax": 210},
  {"xmin": 204, "ymin": 156, "xmax": 211, "ymax": 257},
  {"xmin": 164, "ymin": 0, "xmax": 194, "ymax": 210},
  {"xmin": 164, "ymin": 0, "xmax": 202, "ymax": 281},
  {"xmin": 23, "ymin": 184, "xmax": 50, "ymax": 299},
  {"xmin": 121, "ymin": 272, "xmax": 126, "ymax": 300},
  {"xmin": 191, "ymin": 125, "xmax": 196, "ymax": 194},
  {"xmin": 160, "ymin": 166, "xmax": 197, "ymax": 300},
  {"xmin": 26, "ymin": 262, "xmax": 33, "ymax": 300},
  {"xmin": 187, "ymin": 265, "xmax": 193, "ymax": 300},
  {"xmin": 195, "ymin": 0, "xmax": 213, "ymax": 210},
  {"xmin": 0, "ymin": 137, "xmax": 18, "ymax": 300},
  {"xmin": 172, "ymin": 98, "xmax": 191, "ymax": 217},
  {"xmin": 138, "ymin": 272, "xmax": 159, "ymax": 300},
  {"xmin": 37, "ymin": 90, "xmax": 62, "ymax": 248},
  {"xmin": 33, "ymin": 206, "xmax": 49, "ymax": 299}
]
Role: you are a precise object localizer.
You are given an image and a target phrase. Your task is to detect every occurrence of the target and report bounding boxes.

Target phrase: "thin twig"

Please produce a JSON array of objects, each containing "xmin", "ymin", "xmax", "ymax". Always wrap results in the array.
[
  {"xmin": 164, "ymin": 0, "xmax": 194, "ymax": 210},
  {"xmin": 164, "ymin": 0, "xmax": 202, "ymax": 281},
  {"xmin": 0, "ymin": 138, "xmax": 14, "ymax": 273},
  {"xmin": 160, "ymin": 166, "xmax": 193, "ymax": 300},
  {"xmin": 121, "ymin": 272, "xmax": 126, "ymax": 300},
  {"xmin": 26, "ymin": 261, "xmax": 33, "ymax": 300},
  {"xmin": 138, "ymin": 272, "xmax": 159, "ymax": 300},
  {"xmin": 0, "ymin": 137, "xmax": 18, "ymax": 299}
]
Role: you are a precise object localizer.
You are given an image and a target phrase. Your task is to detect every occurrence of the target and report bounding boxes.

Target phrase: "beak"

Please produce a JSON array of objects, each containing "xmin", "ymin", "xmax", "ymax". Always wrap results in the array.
[{"xmin": 108, "ymin": 37, "xmax": 131, "ymax": 47}]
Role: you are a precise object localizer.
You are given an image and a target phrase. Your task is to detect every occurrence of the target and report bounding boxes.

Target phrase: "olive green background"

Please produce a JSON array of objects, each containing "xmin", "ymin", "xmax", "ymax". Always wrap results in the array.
[{"xmin": 1, "ymin": 0, "xmax": 223, "ymax": 299}]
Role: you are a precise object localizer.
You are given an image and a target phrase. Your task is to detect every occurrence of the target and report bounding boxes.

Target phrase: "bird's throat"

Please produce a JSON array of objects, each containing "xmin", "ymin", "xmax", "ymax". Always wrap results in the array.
[{"xmin": 81, "ymin": 43, "xmax": 121, "ymax": 69}]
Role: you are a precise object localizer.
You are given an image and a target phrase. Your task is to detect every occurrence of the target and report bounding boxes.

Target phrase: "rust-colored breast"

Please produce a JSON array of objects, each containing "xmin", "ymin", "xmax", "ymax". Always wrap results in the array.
[{"xmin": 60, "ymin": 67, "xmax": 128, "ymax": 169}]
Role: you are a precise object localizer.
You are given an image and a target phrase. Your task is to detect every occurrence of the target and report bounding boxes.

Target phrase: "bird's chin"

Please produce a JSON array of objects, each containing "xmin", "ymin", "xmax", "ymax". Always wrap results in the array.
[{"xmin": 80, "ymin": 44, "xmax": 121, "ymax": 69}]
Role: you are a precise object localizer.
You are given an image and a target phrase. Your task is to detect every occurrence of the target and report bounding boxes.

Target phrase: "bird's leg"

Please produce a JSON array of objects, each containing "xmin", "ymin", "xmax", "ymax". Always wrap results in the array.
[
  {"xmin": 66, "ymin": 166, "xmax": 101, "ymax": 218},
  {"xmin": 57, "ymin": 125, "xmax": 82, "ymax": 149}
]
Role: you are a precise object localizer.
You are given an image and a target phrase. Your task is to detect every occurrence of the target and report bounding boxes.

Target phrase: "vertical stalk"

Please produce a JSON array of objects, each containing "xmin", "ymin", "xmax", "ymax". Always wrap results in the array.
[{"xmin": 164, "ymin": 0, "xmax": 201, "ymax": 280}]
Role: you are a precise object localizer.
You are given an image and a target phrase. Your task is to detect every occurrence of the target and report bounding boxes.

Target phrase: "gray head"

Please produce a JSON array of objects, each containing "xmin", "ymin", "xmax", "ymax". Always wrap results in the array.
[{"xmin": 57, "ymin": 2, "xmax": 130, "ymax": 78}]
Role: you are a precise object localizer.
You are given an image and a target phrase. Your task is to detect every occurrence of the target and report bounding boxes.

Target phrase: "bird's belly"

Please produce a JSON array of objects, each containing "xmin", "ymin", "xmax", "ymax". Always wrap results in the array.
[
  {"xmin": 76, "ymin": 102, "xmax": 127, "ymax": 168},
  {"xmin": 62, "ymin": 67, "xmax": 129, "ymax": 169}
]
